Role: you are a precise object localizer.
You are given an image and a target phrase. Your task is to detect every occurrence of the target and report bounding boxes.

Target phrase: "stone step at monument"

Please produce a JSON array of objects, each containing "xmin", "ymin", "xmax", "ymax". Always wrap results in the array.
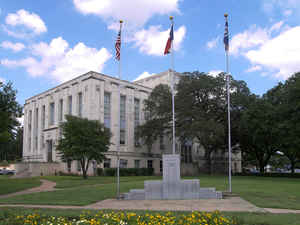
[{"xmin": 124, "ymin": 189, "xmax": 146, "ymax": 200}]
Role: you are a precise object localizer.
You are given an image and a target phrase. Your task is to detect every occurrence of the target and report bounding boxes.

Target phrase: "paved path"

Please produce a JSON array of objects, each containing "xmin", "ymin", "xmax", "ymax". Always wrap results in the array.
[
  {"xmin": 0, "ymin": 179, "xmax": 57, "ymax": 199},
  {"xmin": 0, "ymin": 181, "xmax": 299, "ymax": 214}
]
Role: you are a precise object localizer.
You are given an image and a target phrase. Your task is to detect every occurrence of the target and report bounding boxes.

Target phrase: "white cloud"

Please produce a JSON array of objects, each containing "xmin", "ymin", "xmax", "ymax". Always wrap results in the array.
[
  {"xmin": 245, "ymin": 65, "xmax": 262, "ymax": 73},
  {"xmin": 230, "ymin": 25, "xmax": 270, "ymax": 55},
  {"xmin": 284, "ymin": 10, "xmax": 293, "ymax": 17},
  {"xmin": 17, "ymin": 115, "xmax": 24, "ymax": 126},
  {"xmin": 133, "ymin": 71, "xmax": 155, "ymax": 81},
  {"xmin": 1, "ymin": 37, "xmax": 112, "ymax": 82},
  {"xmin": 245, "ymin": 26, "xmax": 300, "ymax": 79},
  {"xmin": 230, "ymin": 21, "xmax": 284, "ymax": 56},
  {"xmin": 73, "ymin": 0, "xmax": 180, "ymax": 28},
  {"xmin": 133, "ymin": 25, "xmax": 186, "ymax": 56},
  {"xmin": 262, "ymin": 0, "xmax": 299, "ymax": 16},
  {"xmin": 0, "ymin": 77, "xmax": 5, "ymax": 83},
  {"xmin": 208, "ymin": 70, "xmax": 223, "ymax": 77},
  {"xmin": 206, "ymin": 36, "xmax": 219, "ymax": 49},
  {"xmin": 1, "ymin": 41, "xmax": 25, "ymax": 52},
  {"xmin": 4, "ymin": 9, "xmax": 47, "ymax": 37}
]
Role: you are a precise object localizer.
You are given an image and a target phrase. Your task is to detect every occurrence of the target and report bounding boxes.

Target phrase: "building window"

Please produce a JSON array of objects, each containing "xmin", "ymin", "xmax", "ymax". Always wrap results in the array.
[
  {"xmin": 104, "ymin": 159, "xmax": 111, "ymax": 168},
  {"xmin": 59, "ymin": 99, "xmax": 63, "ymax": 122},
  {"xmin": 78, "ymin": 92, "xmax": 83, "ymax": 117},
  {"xmin": 104, "ymin": 92, "xmax": 111, "ymax": 128},
  {"xmin": 134, "ymin": 98, "xmax": 140, "ymax": 147},
  {"xmin": 134, "ymin": 160, "xmax": 140, "ymax": 168},
  {"xmin": 41, "ymin": 135, "xmax": 44, "ymax": 149},
  {"xmin": 160, "ymin": 160, "xmax": 163, "ymax": 173},
  {"xmin": 34, "ymin": 108, "xmax": 39, "ymax": 151},
  {"xmin": 120, "ymin": 95, "xmax": 126, "ymax": 145},
  {"xmin": 120, "ymin": 159, "xmax": 128, "ymax": 168},
  {"xmin": 181, "ymin": 145, "xmax": 192, "ymax": 163},
  {"xmin": 147, "ymin": 160, "xmax": 153, "ymax": 169},
  {"xmin": 159, "ymin": 134, "xmax": 165, "ymax": 150},
  {"xmin": 28, "ymin": 110, "xmax": 32, "ymax": 152},
  {"xmin": 67, "ymin": 160, "xmax": 72, "ymax": 173},
  {"xmin": 68, "ymin": 96, "xmax": 72, "ymax": 115},
  {"xmin": 42, "ymin": 105, "xmax": 45, "ymax": 129},
  {"xmin": 77, "ymin": 161, "xmax": 81, "ymax": 172},
  {"xmin": 49, "ymin": 102, "xmax": 55, "ymax": 126}
]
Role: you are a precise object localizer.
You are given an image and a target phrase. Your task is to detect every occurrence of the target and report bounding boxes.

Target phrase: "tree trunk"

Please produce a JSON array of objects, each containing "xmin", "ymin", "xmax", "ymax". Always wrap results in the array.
[
  {"xmin": 258, "ymin": 160, "xmax": 265, "ymax": 173},
  {"xmin": 290, "ymin": 160, "xmax": 295, "ymax": 174},
  {"xmin": 204, "ymin": 150, "xmax": 212, "ymax": 174},
  {"xmin": 81, "ymin": 159, "xmax": 88, "ymax": 179}
]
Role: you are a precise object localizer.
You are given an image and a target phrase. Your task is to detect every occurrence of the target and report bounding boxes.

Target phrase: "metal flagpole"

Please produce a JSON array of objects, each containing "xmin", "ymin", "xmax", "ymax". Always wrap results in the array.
[
  {"xmin": 224, "ymin": 14, "xmax": 232, "ymax": 193},
  {"xmin": 116, "ymin": 20, "xmax": 123, "ymax": 199},
  {"xmin": 170, "ymin": 16, "xmax": 176, "ymax": 155}
]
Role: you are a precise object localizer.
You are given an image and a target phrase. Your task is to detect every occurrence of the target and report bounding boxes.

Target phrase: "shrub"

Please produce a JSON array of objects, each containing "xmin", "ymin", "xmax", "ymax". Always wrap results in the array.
[
  {"xmin": 101, "ymin": 168, "xmax": 154, "ymax": 176},
  {"xmin": 234, "ymin": 172, "xmax": 300, "ymax": 178}
]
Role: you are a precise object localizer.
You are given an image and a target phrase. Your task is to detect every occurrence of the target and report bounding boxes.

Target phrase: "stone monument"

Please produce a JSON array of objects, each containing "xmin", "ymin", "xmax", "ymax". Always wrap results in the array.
[{"xmin": 124, "ymin": 154, "xmax": 222, "ymax": 200}]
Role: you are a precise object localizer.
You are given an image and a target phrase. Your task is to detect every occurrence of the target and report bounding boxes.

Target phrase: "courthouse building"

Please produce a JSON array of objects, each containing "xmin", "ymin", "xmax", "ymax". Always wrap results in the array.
[{"xmin": 21, "ymin": 70, "xmax": 241, "ymax": 176}]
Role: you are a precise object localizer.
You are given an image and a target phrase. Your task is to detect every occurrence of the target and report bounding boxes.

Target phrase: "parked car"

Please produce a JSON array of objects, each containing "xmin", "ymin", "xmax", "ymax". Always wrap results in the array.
[{"xmin": 0, "ymin": 168, "xmax": 15, "ymax": 175}]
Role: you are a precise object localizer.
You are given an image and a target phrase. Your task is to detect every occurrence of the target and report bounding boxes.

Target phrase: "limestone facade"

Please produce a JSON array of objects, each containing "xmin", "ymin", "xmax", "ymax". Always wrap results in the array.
[{"xmin": 22, "ymin": 70, "xmax": 241, "ymax": 176}]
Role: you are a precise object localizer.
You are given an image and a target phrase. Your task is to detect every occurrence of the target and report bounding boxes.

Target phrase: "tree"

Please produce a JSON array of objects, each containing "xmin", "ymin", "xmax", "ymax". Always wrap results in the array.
[
  {"xmin": 56, "ymin": 115, "xmax": 111, "ymax": 179},
  {"xmin": 238, "ymin": 96, "xmax": 279, "ymax": 173},
  {"xmin": 138, "ymin": 71, "xmax": 251, "ymax": 173},
  {"xmin": 268, "ymin": 73, "xmax": 300, "ymax": 173},
  {"xmin": 0, "ymin": 81, "xmax": 22, "ymax": 161},
  {"xmin": 137, "ymin": 84, "xmax": 172, "ymax": 153}
]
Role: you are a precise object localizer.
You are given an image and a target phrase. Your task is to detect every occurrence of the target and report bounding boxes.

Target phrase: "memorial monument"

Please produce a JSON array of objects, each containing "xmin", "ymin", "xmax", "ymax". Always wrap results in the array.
[{"xmin": 124, "ymin": 154, "xmax": 222, "ymax": 200}]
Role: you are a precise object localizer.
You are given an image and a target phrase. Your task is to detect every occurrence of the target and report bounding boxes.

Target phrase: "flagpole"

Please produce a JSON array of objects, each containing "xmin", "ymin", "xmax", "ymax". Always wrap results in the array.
[
  {"xmin": 224, "ymin": 13, "xmax": 232, "ymax": 193},
  {"xmin": 117, "ymin": 20, "xmax": 123, "ymax": 199},
  {"xmin": 169, "ymin": 16, "xmax": 176, "ymax": 155}
]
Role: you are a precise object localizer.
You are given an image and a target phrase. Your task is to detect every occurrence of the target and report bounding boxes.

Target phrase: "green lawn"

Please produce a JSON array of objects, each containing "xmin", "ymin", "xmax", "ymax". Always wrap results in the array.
[
  {"xmin": 0, "ymin": 175, "xmax": 299, "ymax": 210},
  {"xmin": 44, "ymin": 175, "xmax": 158, "ymax": 188},
  {"xmin": 1, "ymin": 207, "xmax": 300, "ymax": 225},
  {"xmin": 0, "ymin": 176, "xmax": 41, "ymax": 195}
]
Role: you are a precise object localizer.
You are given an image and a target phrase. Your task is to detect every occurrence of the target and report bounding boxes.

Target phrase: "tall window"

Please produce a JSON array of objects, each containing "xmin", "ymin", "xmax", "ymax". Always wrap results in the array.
[
  {"xmin": 120, "ymin": 159, "xmax": 128, "ymax": 168},
  {"xmin": 159, "ymin": 134, "xmax": 165, "ymax": 150},
  {"xmin": 147, "ymin": 160, "xmax": 153, "ymax": 169},
  {"xmin": 134, "ymin": 98, "xmax": 140, "ymax": 147},
  {"xmin": 104, "ymin": 159, "xmax": 111, "ymax": 168},
  {"xmin": 28, "ymin": 110, "xmax": 32, "ymax": 152},
  {"xmin": 68, "ymin": 96, "xmax": 72, "ymax": 115},
  {"xmin": 49, "ymin": 102, "xmax": 55, "ymax": 126},
  {"xmin": 42, "ymin": 105, "xmax": 45, "ymax": 129},
  {"xmin": 104, "ymin": 92, "xmax": 111, "ymax": 128},
  {"xmin": 120, "ymin": 95, "xmax": 126, "ymax": 145},
  {"xmin": 59, "ymin": 99, "xmax": 63, "ymax": 122},
  {"xmin": 78, "ymin": 92, "xmax": 83, "ymax": 117},
  {"xmin": 134, "ymin": 160, "xmax": 140, "ymax": 168},
  {"xmin": 34, "ymin": 108, "xmax": 38, "ymax": 151}
]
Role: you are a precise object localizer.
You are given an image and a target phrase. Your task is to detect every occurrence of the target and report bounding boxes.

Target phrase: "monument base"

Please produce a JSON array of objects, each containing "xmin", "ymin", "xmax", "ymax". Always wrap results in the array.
[{"xmin": 124, "ymin": 154, "xmax": 222, "ymax": 200}]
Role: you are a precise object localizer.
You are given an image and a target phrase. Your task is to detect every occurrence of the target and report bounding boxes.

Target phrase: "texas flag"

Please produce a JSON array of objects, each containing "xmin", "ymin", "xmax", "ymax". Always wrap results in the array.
[{"xmin": 164, "ymin": 24, "xmax": 174, "ymax": 55}]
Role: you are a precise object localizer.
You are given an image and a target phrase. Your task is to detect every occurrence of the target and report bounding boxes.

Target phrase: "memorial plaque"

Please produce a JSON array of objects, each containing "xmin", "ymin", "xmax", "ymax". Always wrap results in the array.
[{"xmin": 163, "ymin": 154, "xmax": 180, "ymax": 183}]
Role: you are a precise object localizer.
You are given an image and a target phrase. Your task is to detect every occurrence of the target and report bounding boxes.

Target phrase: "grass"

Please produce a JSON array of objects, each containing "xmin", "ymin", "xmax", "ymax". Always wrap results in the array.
[
  {"xmin": 0, "ymin": 176, "xmax": 41, "ymax": 195},
  {"xmin": 44, "ymin": 175, "xmax": 158, "ymax": 188},
  {"xmin": 1, "ymin": 207, "xmax": 300, "ymax": 225},
  {"xmin": 0, "ymin": 175, "xmax": 299, "ymax": 210}
]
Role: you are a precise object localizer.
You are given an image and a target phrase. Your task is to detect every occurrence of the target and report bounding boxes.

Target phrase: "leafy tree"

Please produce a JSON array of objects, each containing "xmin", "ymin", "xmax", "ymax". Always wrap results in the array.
[
  {"xmin": 139, "ymin": 71, "xmax": 251, "ymax": 173},
  {"xmin": 56, "ymin": 115, "xmax": 111, "ymax": 179},
  {"xmin": 268, "ymin": 73, "xmax": 300, "ymax": 173},
  {"xmin": 0, "ymin": 81, "xmax": 22, "ymax": 161},
  {"xmin": 137, "ymin": 84, "xmax": 172, "ymax": 153},
  {"xmin": 238, "ymin": 96, "xmax": 279, "ymax": 173}
]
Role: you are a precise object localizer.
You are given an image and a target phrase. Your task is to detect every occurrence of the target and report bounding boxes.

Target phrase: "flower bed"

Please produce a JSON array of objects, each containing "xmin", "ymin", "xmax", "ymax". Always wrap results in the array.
[{"xmin": 2, "ymin": 210, "xmax": 237, "ymax": 225}]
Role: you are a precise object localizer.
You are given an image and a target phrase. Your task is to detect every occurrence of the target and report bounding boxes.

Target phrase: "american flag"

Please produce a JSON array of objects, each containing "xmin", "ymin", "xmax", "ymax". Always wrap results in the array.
[
  {"xmin": 224, "ymin": 19, "xmax": 229, "ymax": 52},
  {"xmin": 115, "ymin": 28, "xmax": 121, "ymax": 61}
]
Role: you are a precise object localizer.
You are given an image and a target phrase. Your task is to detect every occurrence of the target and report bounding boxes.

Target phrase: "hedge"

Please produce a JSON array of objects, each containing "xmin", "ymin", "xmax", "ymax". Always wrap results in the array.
[
  {"xmin": 97, "ymin": 167, "xmax": 154, "ymax": 176},
  {"xmin": 234, "ymin": 172, "xmax": 300, "ymax": 178}
]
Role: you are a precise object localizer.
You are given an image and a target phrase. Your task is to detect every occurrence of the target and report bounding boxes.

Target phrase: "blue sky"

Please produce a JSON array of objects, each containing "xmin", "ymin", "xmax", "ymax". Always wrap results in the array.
[{"xmin": 1, "ymin": 0, "xmax": 300, "ymax": 106}]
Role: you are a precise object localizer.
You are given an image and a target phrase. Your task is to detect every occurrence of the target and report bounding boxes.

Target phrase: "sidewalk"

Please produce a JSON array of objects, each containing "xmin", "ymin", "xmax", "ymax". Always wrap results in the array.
[{"xmin": 0, "ymin": 179, "xmax": 299, "ymax": 214}]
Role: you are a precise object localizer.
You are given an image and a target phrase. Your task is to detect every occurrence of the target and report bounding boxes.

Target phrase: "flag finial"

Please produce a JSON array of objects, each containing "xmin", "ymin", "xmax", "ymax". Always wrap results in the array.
[
  {"xmin": 224, "ymin": 13, "xmax": 228, "ymax": 18},
  {"xmin": 169, "ymin": 16, "xmax": 173, "ymax": 20},
  {"xmin": 120, "ymin": 20, "xmax": 123, "ymax": 24}
]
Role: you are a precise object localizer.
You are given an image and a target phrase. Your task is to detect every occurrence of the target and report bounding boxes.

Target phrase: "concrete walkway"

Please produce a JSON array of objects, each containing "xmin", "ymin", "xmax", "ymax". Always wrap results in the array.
[
  {"xmin": 0, "ymin": 180, "xmax": 299, "ymax": 214},
  {"xmin": 0, "ymin": 179, "xmax": 57, "ymax": 199}
]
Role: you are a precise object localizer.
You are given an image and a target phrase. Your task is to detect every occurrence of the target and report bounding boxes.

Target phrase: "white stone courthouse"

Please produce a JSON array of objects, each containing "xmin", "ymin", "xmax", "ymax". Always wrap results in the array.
[{"xmin": 21, "ymin": 70, "xmax": 241, "ymax": 176}]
